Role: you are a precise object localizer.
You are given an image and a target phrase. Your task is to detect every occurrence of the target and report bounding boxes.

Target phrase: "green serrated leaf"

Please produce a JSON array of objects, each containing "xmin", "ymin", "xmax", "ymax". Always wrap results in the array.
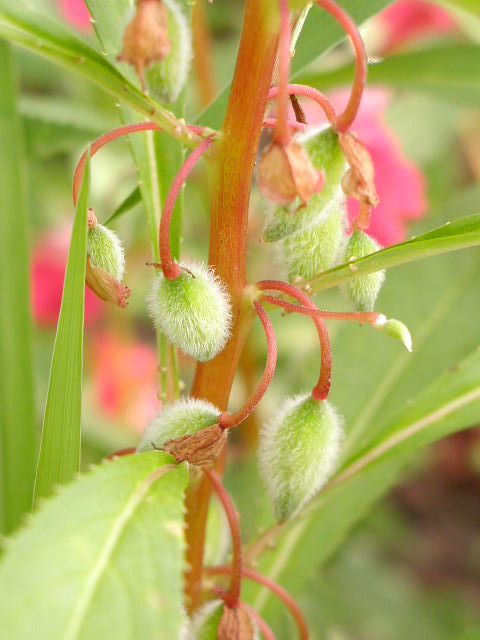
[
  {"xmin": 34, "ymin": 157, "xmax": 90, "ymax": 502},
  {"xmin": 0, "ymin": 452, "xmax": 188, "ymax": 640},
  {"xmin": 305, "ymin": 214, "xmax": 480, "ymax": 293},
  {"xmin": 299, "ymin": 43, "xmax": 480, "ymax": 107},
  {"xmin": 0, "ymin": 41, "xmax": 36, "ymax": 534}
]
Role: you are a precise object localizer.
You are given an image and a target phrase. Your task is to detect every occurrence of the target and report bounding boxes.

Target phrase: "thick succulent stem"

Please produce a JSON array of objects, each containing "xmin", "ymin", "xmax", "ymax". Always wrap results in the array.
[{"xmin": 184, "ymin": 0, "xmax": 280, "ymax": 613}]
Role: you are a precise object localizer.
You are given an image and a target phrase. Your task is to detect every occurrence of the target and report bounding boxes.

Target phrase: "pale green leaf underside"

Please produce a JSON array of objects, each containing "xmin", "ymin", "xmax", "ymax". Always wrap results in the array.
[
  {"xmin": 33, "ymin": 157, "xmax": 90, "ymax": 502},
  {"xmin": 0, "ymin": 452, "xmax": 188, "ymax": 640},
  {"xmin": 304, "ymin": 214, "xmax": 480, "ymax": 293}
]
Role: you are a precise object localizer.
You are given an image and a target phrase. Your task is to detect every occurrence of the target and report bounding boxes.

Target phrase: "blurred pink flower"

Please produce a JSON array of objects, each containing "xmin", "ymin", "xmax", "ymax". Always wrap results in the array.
[
  {"xmin": 31, "ymin": 225, "xmax": 103, "ymax": 328},
  {"xmin": 379, "ymin": 0, "xmax": 456, "ymax": 53},
  {"xmin": 89, "ymin": 332, "xmax": 160, "ymax": 430},
  {"xmin": 303, "ymin": 88, "xmax": 427, "ymax": 246},
  {"xmin": 59, "ymin": 0, "xmax": 91, "ymax": 31}
]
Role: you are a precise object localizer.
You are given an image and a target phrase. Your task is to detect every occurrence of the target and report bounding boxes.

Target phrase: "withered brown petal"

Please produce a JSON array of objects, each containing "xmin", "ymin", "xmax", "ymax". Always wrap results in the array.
[
  {"xmin": 163, "ymin": 423, "xmax": 226, "ymax": 466},
  {"xmin": 85, "ymin": 257, "xmax": 131, "ymax": 309},
  {"xmin": 338, "ymin": 132, "xmax": 379, "ymax": 207},
  {"xmin": 217, "ymin": 605, "xmax": 255, "ymax": 640}
]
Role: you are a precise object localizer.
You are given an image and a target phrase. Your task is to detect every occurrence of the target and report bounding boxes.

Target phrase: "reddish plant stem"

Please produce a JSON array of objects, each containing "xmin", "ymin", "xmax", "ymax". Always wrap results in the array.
[
  {"xmin": 203, "ymin": 469, "xmax": 243, "ymax": 609},
  {"xmin": 185, "ymin": 0, "xmax": 279, "ymax": 613},
  {"xmin": 263, "ymin": 117, "xmax": 308, "ymax": 132},
  {"xmin": 106, "ymin": 447, "xmax": 136, "ymax": 460},
  {"xmin": 316, "ymin": 0, "xmax": 366, "ymax": 132},
  {"xmin": 241, "ymin": 604, "xmax": 276, "ymax": 640},
  {"xmin": 273, "ymin": 0, "xmax": 291, "ymax": 146},
  {"xmin": 268, "ymin": 83, "xmax": 337, "ymax": 127},
  {"xmin": 159, "ymin": 137, "xmax": 213, "ymax": 279},
  {"xmin": 262, "ymin": 294, "xmax": 385, "ymax": 326},
  {"xmin": 72, "ymin": 122, "xmax": 205, "ymax": 206},
  {"xmin": 257, "ymin": 280, "xmax": 331, "ymax": 401},
  {"xmin": 205, "ymin": 565, "xmax": 309, "ymax": 640},
  {"xmin": 219, "ymin": 301, "xmax": 277, "ymax": 430},
  {"xmin": 192, "ymin": 0, "xmax": 216, "ymax": 107}
]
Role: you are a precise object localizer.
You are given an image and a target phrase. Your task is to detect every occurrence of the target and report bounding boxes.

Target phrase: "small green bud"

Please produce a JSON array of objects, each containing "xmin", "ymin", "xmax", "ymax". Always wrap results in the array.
[
  {"xmin": 263, "ymin": 127, "xmax": 346, "ymax": 243},
  {"xmin": 259, "ymin": 394, "xmax": 343, "ymax": 521},
  {"xmin": 146, "ymin": 0, "xmax": 191, "ymax": 103},
  {"xmin": 276, "ymin": 205, "xmax": 346, "ymax": 281},
  {"xmin": 376, "ymin": 317, "xmax": 412, "ymax": 352},
  {"xmin": 343, "ymin": 230, "xmax": 385, "ymax": 311},
  {"xmin": 137, "ymin": 397, "xmax": 220, "ymax": 452},
  {"xmin": 87, "ymin": 223, "xmax": 125, "ymax": 281},
  {"xmin": 147, "ymin": 260, "xmax": 232, "ymax": 362}
]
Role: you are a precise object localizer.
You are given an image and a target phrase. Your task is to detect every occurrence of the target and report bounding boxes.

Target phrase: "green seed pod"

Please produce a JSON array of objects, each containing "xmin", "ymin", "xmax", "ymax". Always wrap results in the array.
[
  {"xmin": 343, "ymin": 230, "xmax": 385, "ymax": 311},
  {"xmin": 147, "ymin": 260, "xmax": 232, "ymax": 362},
  {"xmin": 263, "ymin": 127, "xmax": 346, "ymax": 243},
  {"xmin": 87, "ymin": 223, "xmax": 125, "ymax": 281},
  {"xmin": 376, "ymin": 318, "xmax": 412, "ymax": 352},
  {"xmin": 276, "ymin": 205, "xmax": 346, "ymax": 281},
  {"xmin": 259, "ymin": 393, "xmax": 343, "ymax": 521},
  {"xmin": 137, "ymin": 397, "xmax": 220, "ymax": 452},
  {"xmin": 146, "ymin": 0, "xmax": 191, "ymax": 103}
]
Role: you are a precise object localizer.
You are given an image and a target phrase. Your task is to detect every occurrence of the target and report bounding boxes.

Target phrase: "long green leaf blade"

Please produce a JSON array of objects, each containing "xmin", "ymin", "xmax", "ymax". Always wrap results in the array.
[
  {"xmin": 305, "ymin": 213, "xmax": 480, "ymax": 293},
  {"xmin": 0, "ymin": 452, "xmax": 188, "ymax": 640},
  {"xmin": 34, "ymin": 158, "xmax": 90, "ymax": 502},
  {"xmin": 0, "ymin": 41, "xmax": 36, "ymax": 534}
]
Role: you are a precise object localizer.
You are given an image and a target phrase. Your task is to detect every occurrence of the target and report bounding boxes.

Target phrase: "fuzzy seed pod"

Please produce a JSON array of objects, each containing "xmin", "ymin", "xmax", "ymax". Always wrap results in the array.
[
  {"xmin": 276, "ymin": 205, "xmax": 346, "ymax": 282},
  {"xmin": 87, "ymin": 223, "xmax": 125, "ymax": 281},
  {"xmin": 147, "ymin": 260, "xmax": 232, "ymax": 362},
  {"xmin": 343, "ymin": 230, "xmax": 385, "ymax": 311},
  {"xmin": 145, "ymin": 0, "xmax": 192, "ymax": 103},
  {"xmin": 137, "ymin": 397, "xmax": 220, "ymax": 453},
  {"xmin": 263, "ymin": 127, "xmax": 347, "ymax": 243},
  {"xmin": 259, "ymin": 393, "xmax": 343, "ymax": 521}
]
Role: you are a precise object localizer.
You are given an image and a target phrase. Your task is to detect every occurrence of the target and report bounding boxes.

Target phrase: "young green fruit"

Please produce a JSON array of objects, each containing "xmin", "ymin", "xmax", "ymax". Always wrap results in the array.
[
  {"xmin": 276, "ymin": 204, "xmax": 346, "ymax": 282},
  {"xmin": 87, "ymin": 222, "xmax": 125, "ymax": 281},
  {"xmin": 145, "ymin": 0, "xmax": 191, "ymax": 103},
  {"xmin": 263, "ymin": 127, "xmax": 346, "ymax": 243},
  {"xmin": 376, "ymin": 318, "xmax": 412, "ymax": 352},
  {"xmin": 147, "ymin": 260, "xmax": 232, "ymax": 362},
  {"xmin": 259, "ymin": 393, "xmax": 343, "ymax": 521},
  {"xmin": 137, "ymin": 397, "xmax": 220, "ymax": 452},
  {"xmin": 343, "ymin": 230, "xmax": 385, "ymax": 311}
]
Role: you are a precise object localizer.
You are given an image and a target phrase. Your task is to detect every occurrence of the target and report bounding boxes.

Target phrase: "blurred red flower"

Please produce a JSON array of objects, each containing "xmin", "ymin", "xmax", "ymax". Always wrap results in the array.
[
  {"xmin": 58, "ymin": 0, "xmax": 91, "ymax": 31},
  {"xmin": 89, "ymin": 331, "xmax": 160, "ymax": 431},
  {"xmin": 31, "ymin": 225, "xmax": 103, "ymax": 328}
]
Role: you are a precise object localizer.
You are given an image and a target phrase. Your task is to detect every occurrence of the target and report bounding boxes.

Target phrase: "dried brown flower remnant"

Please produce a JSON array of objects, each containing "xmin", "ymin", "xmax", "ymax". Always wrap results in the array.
[
  {"xmin": 339, "ymin": 131, "xmax": 378, "ymax": 208},
  {"xmin": 163, "ymin": 423, "xmax": 226, "ymax": 466},
  {"xmin": 85, "ymin": 257, "xmax": 131, "ymax": 308},
  {"xmin": 258, "ymin": 140, "xmax": 324, "ymax": 205},
  {"xmin": 117, "ymin": 0, "xmax": 171, "ymax": 88},
  {"xmin": 217, "ymin": 604, "xmax": 256, "ymax": 640}
]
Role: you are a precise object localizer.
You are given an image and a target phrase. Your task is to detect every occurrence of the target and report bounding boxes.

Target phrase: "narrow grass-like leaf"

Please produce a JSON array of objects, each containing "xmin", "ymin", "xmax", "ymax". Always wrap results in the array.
[
  {"xmin": 305, "ymin": 214, "xmax": 480, "ymax": 293},
  {"xmin": 34, "ymin": 158, "xmax": 90, "ymax": 502},
  {"xmin": 0, "ymin": 452, "xmax": 188, "ymax": 640},
  {"xmin": 104, "ymin": 186, "xmax": 142, "ymax": 227},
  {"xmin": 0, "ymin": 41, "xmax": 36, "ymax": 534},
  {"xmin": 299, "ymin": 44, "xmax": 480, "ymax": 107}
]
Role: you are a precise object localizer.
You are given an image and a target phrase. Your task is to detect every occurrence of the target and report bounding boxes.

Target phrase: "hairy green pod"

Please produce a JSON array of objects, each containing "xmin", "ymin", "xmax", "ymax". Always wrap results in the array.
[
  {"xmin": 87, "ymin": 223, "xmax": 125, "ymax": 280},
  {"xmin": 276, "ymin": 205, "xmax": 346, "ymax": 281},
  {"xmin": 343, "ymin": 230, "xmax": 385, "ymax": 311},
  {"xmin": 263, "ymin": 127, "xmax": 346, "ymax": 243},
  {"xmin": 137, "ymin": 397, "xmax": 220, "ymax": 452},
  {"xmin": 259, "ymin": 394, "xmax": 343, "ymax": 521},
  {"xmin": 147, "ymin": 260, "xmax": 232, "ymax": 362},
  {"xmin": 146, "ymin": 0, "xmax": 191, "ymax": 103}
]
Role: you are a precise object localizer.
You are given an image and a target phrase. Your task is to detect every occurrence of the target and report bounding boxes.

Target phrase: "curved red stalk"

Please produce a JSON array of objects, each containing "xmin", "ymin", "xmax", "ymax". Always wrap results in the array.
[
  {"xmin": 159, "ymin": 136, "xmax": 213, "ymax": 279},
  {"xmin": 273, "ymin": 0, "xmax": 292, "ymax": 146},
  {"xmin": 241, "ymin": 603, "xmax": 276, "ymax": 640},
  {"xmin": 262, "ymin": 294, "xmax": 384, "ymax": 326},
  {"xmin": 72, "ymin": 122, "xmax": 206, "ymax": 206},
  {"xmin": 106, "ymin": 447, "xmax": 136, "ymax": 460},
  {"xmin": 205, "ymin": 565, "xmax": 309, "ymax": 640},
  {"xmin": 219, "ymin": 301, "xmax": 277, "ymax": 429},
  {"xmin": 203, "ymin": 469, "xmax": 243, "ymax": 609},
  {"xmin": 316, "ymin": 0, "xmax": 367, "ymax": 132},
  {"xmin": 268, "ymin": 83, "xmax": 337, "ymax": 128},
  {"xmin": 257, "ymin": 280, "xmax": 331, "ymax": 401},
  {"xmin": 263, "ymin": 117, "xmax": 308, "ymax": 133}
]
